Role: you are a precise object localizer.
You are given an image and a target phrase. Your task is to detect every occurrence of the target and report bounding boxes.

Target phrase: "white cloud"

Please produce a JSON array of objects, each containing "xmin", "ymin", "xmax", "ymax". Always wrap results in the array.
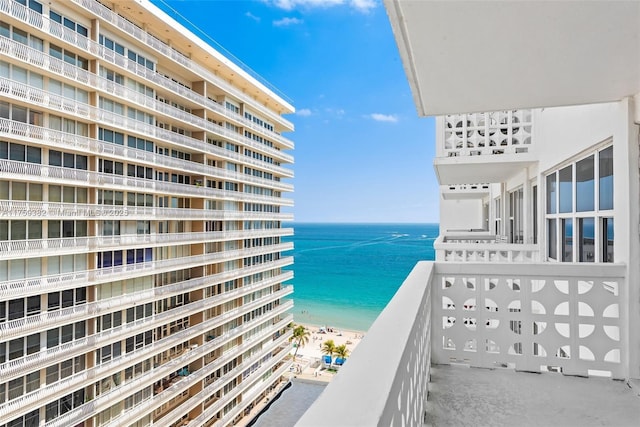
[
  {"xmin": 296, "ymin": 108, "xmax": 312, "ymax": 116},
  {"xmin": 350, "ymin": 0, "xmax": 377, "ymax": 13},
  {"xmin": 245, "ymin": 12, "xmax": 261, "ymax": 22},
  {"xmin": 370, "ymin": 113, "xmax": 399, "ymax": 123},
  {"xmin": 273, "ymin": 17, "xmax": 304, "ymax": 26},
  {"xmin": 265, "ymin": 0, "xmax": 377, "ymax": 13}
]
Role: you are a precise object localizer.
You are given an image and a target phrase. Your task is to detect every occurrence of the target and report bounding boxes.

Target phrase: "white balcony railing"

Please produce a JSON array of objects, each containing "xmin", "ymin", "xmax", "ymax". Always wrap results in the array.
[
  {"xmin": 68, "ymin": 0, "xmax": 295, "ymax": 133},
  {"xmin": 0, "ymin": 272, "xmax": 293, "ymax": 384},
  {"xmin": 298, "ymin": 261, "xmax": 433, "ymax": 426},
  {"xmin": 0, "ymin": 229, "xmax": 293, "ymax": 260},
  {"xmin": 0, "ymin": 72, "xmax": 293, "ymax": 178},
  {"xmin": 0, "ymin": 0, "xmax": 295, "ymax": 146},
  {"xmin": 434, "ymin": 234, "xmax": 540, "ymax": 262},
  {"xmin": 439, "ymin": 110, "xmax": 533, "ymax": 158},
  {"xmin": 0, "ymin": 199, "xmax": 293, "ymax": 221},
  {"xmin": 0, "ymin": 158, "xmax": 293, "ymax": 206},
  {"xmin": 0, "ymin": 252, "xmax": 293, "ymax": 302},
  {"xmin": 0, "ymin": 116, "xmax": 293, "ymax": 185},
  {"xmin": 298, "ymin": 261, "xmax": 627, "ymax": 425}
]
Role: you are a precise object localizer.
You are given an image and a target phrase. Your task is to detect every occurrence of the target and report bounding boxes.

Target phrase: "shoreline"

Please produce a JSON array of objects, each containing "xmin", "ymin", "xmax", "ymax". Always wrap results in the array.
[{"xmin": 288, "ymin": 322, "xmax": 366, "ymax": 384}]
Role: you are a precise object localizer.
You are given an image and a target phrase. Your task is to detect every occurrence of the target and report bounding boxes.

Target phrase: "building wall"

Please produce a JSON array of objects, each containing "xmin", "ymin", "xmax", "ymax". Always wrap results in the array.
[
  {"xmin": 0, "ymin": 0, "xmax": 294, "ymax": 426},
  {"xmin": 439, "ymin": 199, "xmax": 485, "ymax": 232}
]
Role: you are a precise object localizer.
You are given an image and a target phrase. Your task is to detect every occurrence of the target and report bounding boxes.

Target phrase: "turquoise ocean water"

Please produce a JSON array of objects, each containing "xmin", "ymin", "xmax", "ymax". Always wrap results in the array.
[{"xmin": 283, "ymin": 223, "xmax": 438, "ymax": 332}]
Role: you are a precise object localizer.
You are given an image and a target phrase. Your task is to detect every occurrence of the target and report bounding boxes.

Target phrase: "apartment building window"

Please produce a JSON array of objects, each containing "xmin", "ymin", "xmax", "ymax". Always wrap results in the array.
[
  {"xmin": 49, "ymin": 79, "xmax": 88, "ymax": 103},
  {"xmin": 48, "ymin": 185, "xmax": 87, "ymax": 204},
  {"xmin": 0, "ymin": 21, "xmax": 43, "ymax": 50},
  {"xmin": 99, "ymin": 97, "xmax": 125, "ymax": 115},
  {"xmin": 98, "ymin": 127, "xmax": 125, "ymax": 145},
  {"xmin": 546, "ymin": 145, "xmax": 613, "ymax": 262},
  {"xmin": 99, "ymin": 35, "xmax": 125, "ymax": 55},
  {"xmin": 49, "ymin": 43, "xmax": 88, "ymax": 70},
  {"xmin": 0, "ymin": 103, "xmax": 43, "ymax": 127},
  {"xmin": 0, "ymin": 142, "xmax": 41, "ymax": 164},
  {"xmin": 225, "ymin": 101, "xmax": 239, "ymax": 114},
  {"xmin": 48, "ymin": 289, "xmax": 86, "ymax": 311},
  {"xmin": 97, "ymin": 190, "xmax": 124, "ymax": 206},
  {"xmin": 45, "ymin": 391, "xmax": 85, "ymax": 422},
  {"xmin": 127, "ymin": 192, "xmax": 153, "ymax": 207},
  {"xmin": 127, "ymin": 107, "xmax": 154, "ymax": 124},
  {"xmin": 99, "ymin": 66, "xmax": 125, "ymax": 85},
  {"xmin": 0, "ymin": 298, "xmax": 40, "ymax": 323},
  {"xmin": 49, "ymin": 150, "xmax": 87, "ymax": 170},
  {"xmin": 49, "ymin": 115, "xmax": 88, "ymax": 136},
  {"xmin": 0, "ymin": 62, "xmax": 44, "ymax": 89},
  {"xmin": 45, "ymin": 356, "xmax": 85, "ymax": 386},
  {"xmin": 129, "ymin": 136, "xmax": 154, "ymax": 152},
  {"xmin": 49, "ymin": 10, "xmax": 88, "ymax": 36},
  {"xmin": 48, "ymin": 220, "xmax": 87, "ymax": 238},
  {"xmin": 2, "ymin": 409, "xmax": 39, "ymax": 427}
]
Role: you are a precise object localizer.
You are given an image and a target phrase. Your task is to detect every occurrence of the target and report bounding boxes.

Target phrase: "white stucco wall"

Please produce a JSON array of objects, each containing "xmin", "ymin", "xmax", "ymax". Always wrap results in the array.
[
  {"xmin": 440, "ymin": 199, "xmax": 485, "ymax": 231},
  {"xmin": 534, "ymin": 102, "xmax": 618, "ymax": 173}
]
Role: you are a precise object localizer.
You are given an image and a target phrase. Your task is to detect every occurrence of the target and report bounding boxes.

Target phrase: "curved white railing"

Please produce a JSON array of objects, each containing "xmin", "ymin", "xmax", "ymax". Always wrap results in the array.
[
  {"xmin": 0, "ymin": 272, "xmax": 293, "ymax": 383},
  {"xmin": 0, "ymin": 289, "xmax": 294, "ymax": 422},
  {"xmin": 0, "ymin": 0, "xmax": 295, "ymax": 148},
  {"xmin": 0, "ymin": 73, "xmax": 293, "ymax": 172},
  {"xmin": 0, "ymin": 159, "xmax": 293, "ymax": 206},
  {"xmin": 0, "ymin": 199, "xmax": 293, "ymax": 221},
  {"xmin": 0, "ymin": 253, "xmax": 293, "ymax": 303},
  {"xmin": 0, "ymin": 116, "xmax": 293, "ymax": 183},
  {"xmin": 44, "ymin": 306, "xmax": 293, "ymax": 427},
  {"xmin": 98, "ymin": 317, "xmax": 293, "ymax": 427},
  {"xmin": 0, "ymin": 230, "xmax": 293, "ymax": 260},
  {"xmin": 68, "ymin": 0, "xmax": 295, "ymax": 132}
]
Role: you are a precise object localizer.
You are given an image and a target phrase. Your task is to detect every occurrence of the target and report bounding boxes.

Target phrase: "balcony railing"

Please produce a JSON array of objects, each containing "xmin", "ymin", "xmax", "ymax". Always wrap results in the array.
[
  {"xmin": 434, "ymin": 234, "xmax": 540, "ymax": 262},
  {"xmin": 0, "ymin": 116, "xmax": 293, "ymax": 183},
  {"xmin": 298, "ymin": 261, "xmax": 627, "ymax": 425},
  {"xmin": 0, "ymin": 229, "xmax": 293, "ymax": 260},
  {"xmin": 0, "ymin": 74, "xmax": 293, "ymax": 177},
  {"xmin": 0, "ymin": 251, "xmax": 293, "ymax": 302},
  {"xmin": 0, "ymin": 0, "xmax": 295, "ymax": 146},
  {"xmin": 0, "ymin": 199, "xmax": 293, "ymax": 221},
  {"xmin": 0, "ymin": 273, "xmax": 293, "ymax": 384},
  {"xmin": 0, "ymin": 158, "xmax": 293, "ymax": 206},
  {"xmin": 68, "ymin": 0, "xmax": 295, "ymax": 133},
  {"xmin": 439, "ymin": 110, "xmax": 533, "ymax": 158}
]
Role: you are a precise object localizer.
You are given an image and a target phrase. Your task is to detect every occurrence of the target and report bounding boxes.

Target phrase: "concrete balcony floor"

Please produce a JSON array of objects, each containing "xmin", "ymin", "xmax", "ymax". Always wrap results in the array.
[{"xmin": 427, "ymin": 364, "xmax": 640, "ymax": 426}]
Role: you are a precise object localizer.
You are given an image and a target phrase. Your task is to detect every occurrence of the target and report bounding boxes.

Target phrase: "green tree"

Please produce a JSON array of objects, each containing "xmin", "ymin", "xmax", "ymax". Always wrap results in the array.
[
  {"xmin": 289, "ymin": 324, "xmax": 310, "ymax": 361},
  {"xmin": 334, "ymin": 344, "xmax": 350, "ymax": 361},
  {"xmin": 321, "ymin": 339, "xmax": 336, "ymax": 364}
]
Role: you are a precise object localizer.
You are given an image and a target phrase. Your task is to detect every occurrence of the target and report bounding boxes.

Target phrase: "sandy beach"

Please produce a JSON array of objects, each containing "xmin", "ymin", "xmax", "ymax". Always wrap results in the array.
[{"xmin": 288, "ymin": 322, "xmax": 366, "ymax": 383}]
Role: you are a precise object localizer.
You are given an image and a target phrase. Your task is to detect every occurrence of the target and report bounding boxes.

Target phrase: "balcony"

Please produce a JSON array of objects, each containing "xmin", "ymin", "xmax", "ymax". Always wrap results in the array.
[
  {"xmin": 0, "ymin": 0, "xmax": 295, "ymax": 147},
  {"xmin": 0, "ymin": 199, "xmax": 293, "ymax": 221},
  {"xmin": 0, "ymin": 158, "xmax": 293, "ymax": 206},
  {"xmin": 435, "ymin": 111, "xmax": 537, "ymax": 185},
  {"xmin": 298, "ymin": 261, "xmax": 639, "ymax": 426},
  {"xmin": 0, "ymin": 230, "xmax": 293, "ymax": 260},
  {"xmin": 434, "ymin": 234, "xmax": 539, "ymax": 263}
]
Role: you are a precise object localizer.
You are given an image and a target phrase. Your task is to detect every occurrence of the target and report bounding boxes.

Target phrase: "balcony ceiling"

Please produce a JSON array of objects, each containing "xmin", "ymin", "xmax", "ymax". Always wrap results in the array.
[
  {"xmin": 434, "ymin": 155, "xmax": 535, "ymax": 185},
  {"xmin": 385, "ymin": 1, "xmax": 640, "ymax": 116}
]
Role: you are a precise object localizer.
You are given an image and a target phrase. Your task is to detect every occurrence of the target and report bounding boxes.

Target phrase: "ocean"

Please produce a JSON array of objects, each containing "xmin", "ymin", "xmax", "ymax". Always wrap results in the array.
[{"xmin": 283, "ymin": 223, "xmax": 438, "ymax": 332}]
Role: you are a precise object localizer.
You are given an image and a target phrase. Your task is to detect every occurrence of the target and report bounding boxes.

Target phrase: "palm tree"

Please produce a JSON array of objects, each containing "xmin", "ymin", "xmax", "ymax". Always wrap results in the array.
[
  {"xmin": 334, "ymin": 344, "xmax": 349, "ymax": 365},
  {"xmin": 289, "ymin": 324, "xmax": 310, "ymax": 361},
  {"xmin": 321, "ymin": 339, "xmax": 336, "ymax": 365}
]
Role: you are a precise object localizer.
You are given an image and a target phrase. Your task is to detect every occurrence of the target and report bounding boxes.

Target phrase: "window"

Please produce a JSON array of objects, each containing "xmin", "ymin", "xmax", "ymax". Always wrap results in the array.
[{"xmin": 546, "ymin": 146, "xmax": 614, "ymax": 262}]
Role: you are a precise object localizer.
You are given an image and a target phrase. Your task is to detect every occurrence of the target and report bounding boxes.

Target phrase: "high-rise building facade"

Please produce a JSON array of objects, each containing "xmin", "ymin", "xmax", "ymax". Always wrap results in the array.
[{"xmin": 0, "ymin": 0, "xmax": 295, "ymax": 426}]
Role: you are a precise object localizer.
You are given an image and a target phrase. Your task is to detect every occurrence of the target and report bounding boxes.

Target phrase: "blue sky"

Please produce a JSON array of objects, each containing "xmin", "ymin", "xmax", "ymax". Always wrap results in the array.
[{"xmin": 156, "ymin": 0, "xmax": 438, "ymax": 223}]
